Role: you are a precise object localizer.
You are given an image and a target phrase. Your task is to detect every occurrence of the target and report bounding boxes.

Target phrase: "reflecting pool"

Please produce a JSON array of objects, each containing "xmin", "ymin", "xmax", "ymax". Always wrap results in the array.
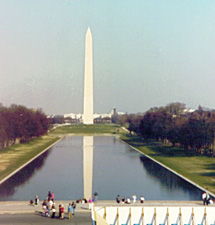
[{"xmin": 0, "ymin": 136, "xmax": 202, "ymax": 201}]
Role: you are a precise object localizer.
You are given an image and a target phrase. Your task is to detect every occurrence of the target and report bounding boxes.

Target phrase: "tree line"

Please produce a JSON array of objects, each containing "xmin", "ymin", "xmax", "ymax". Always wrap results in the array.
[
  {"xmin": 113, "ymin": 103, "xmax": 215, "ymax": 156},
  {"xmin": 0, "ymin": 104, "xmax": 50, "ymax": 149}
]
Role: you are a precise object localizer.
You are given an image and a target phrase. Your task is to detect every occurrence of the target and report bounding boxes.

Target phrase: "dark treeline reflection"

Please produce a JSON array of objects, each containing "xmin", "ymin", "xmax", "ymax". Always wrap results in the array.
[
  {"xmin": 0, "ymin": 150, "xmax": 50, "ymax": 198},
  {"xmin": 139, "ymin": 155, "xmax": 202, "ymax": 199}
]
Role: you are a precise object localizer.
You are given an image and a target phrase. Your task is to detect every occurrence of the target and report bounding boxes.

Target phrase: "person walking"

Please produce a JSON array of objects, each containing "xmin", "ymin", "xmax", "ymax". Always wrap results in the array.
[
  {"xmin": 206, "ymin": 192, "xmax": 210, "ymax": 205},
  {"xmin": 51, "ymin": 192, "xmax": 55, "ymax": 202},
  {"xmin": 51, "ymin": 203, "xmax": 56, "ymax": 218},
  {"xmin": 132, "ymin": 194, "xmax": 137, "ymax": 204},
  {"xmin": 72, "ymin": 202, "xmax": 76, "ymax": 215},
  {"xmin": 34, "ymin": 195, "xmax": 39, "ymax": 206},
  {"xmin": 93, "ymin": 192, "xmax": 98, "ymax": 202},
  {"xmin": 45, "ymin": 205, "xmax": 49, "ymax": 217},
  {"xmin": 59, "ymin": 204, "xmax": 62, "ymax": 218},
  {"xmin": 89, "ymin": 198, "xmax": 93, "ymax": 210},
  {"xmin": 68, "ymin": 203, "xmax": 73, "ymax": 219},
  {"xmin": 42, "ymin": 200, "xmax": 47, "ymax": 214},
  {"xmin": 47, "ymin": 191, "xmax": 51, "ymax": 201},
  {"xmin": 202, "ymin": 192, "xmax": 207, "ymax": 205},
  {"xmin": 60, "ymin": 205, "xmax": 64, "ymax": 219},
  {"xmin": 116, "ymin": 195, "xmax": 120, "ymax": 204},
  {"xmin": 47, "ymin": 199, "xmax": 53, "ymax": 216}
]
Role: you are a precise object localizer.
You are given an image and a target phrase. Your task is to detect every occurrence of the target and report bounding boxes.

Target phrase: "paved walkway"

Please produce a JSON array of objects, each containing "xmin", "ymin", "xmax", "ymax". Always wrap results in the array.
[
  {"xmin": 0, "ymin": 200, "xmax": 212, "ymax": 214},
  {"xmin": 1, "ymin": 201, "xmax": 214, "ymax": 225},
  {"xmin": 0, "ymin": 213, "xmax": 91, "ymax": 225},
  {"xmin": 0, "ymin": 201, "xmax": 90, "ymax": 214},
  {"xmin": 0, "ymin": 201, "xmax": 93, "ymax": 225}
]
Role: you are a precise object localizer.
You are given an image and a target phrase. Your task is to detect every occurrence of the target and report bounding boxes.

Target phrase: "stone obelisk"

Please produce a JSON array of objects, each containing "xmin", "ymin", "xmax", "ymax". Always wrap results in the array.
[{"xmin": 83, "ymin": 27, "xmax": 94, "ymax": 124}]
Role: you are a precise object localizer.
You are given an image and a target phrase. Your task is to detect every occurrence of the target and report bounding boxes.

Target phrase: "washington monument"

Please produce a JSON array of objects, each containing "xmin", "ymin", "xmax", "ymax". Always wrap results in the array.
[{"xmin": 83, "ymin": 27, "xmax": 94, "ymax": 124}]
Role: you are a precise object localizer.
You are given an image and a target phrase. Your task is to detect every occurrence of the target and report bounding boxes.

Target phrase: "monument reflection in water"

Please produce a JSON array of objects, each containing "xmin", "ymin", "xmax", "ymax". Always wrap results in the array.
[
  {"xmin": 0, "ymin": 136, "xmax": 202, "ymax": 201},
  {"xmin": 83, "ymin": 136, "xmax": 93, "ymax": 200}
]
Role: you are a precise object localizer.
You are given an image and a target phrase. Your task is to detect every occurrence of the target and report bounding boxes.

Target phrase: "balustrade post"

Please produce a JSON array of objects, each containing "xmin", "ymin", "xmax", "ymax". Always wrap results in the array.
[
  {"xmin": 154, "ymin": 208, "xmax": 157, "ymax": 225},
  {"xmin": 142, "ymin": 207, "xmax": 144, "ymax": 225},
  {"xmin": 167, "ymin": 208, "xmax": 169, "ymax": 225},
  {"xmin": 117, "ymin": 207, "xmax": 119, "ymax": 225},
  {"xmin": 130, "ymin": 207, "xmax": 132, "ymax": 225},
  {"xmin": 179, "ymin": 207, "xmax": 182, "ymax": 225},
  {"xmin": 104, "ymin": 207, "xmax": 106, "ymax": 220},
  {"xmin": 192, "ymin": 208, "xmax": 195, "ymax": 225},
  {"xmin": 204, "ymin": 208, "xmax": 207, "ymax": 225}
]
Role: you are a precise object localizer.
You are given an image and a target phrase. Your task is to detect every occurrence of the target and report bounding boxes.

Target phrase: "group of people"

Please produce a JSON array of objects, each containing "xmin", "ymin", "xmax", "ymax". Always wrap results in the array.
[
  {"xmin": 67, "ymin": 203, "xmax": 76, "ymax": 219},
  {"xmin": 73, "ymin": 192, "xmax": 98, "ymax": 204},
  {"xmin": 42, "ymin": 199, "xmax": 56, "ymax": 218},
  {"xmin": 31, "ymin": 190, "xmax": 215, "ymax": 213},
  {"xmin": 41, "ymin": 201, "xmax": 76, "ymax": 219},
  {"xmin": 116, "ymin": 194, "xmax": 145, "ymax": 204},
  {"xmin": 30, "ymin": 191, "xmax": 76, "ymax": 219},
  {"xmin": 42, "ymin": 191, "xmax": 56, "ymax": 218},
  {"xmin": 30, "ymin": 195, "xmax": 39, "ymax": 206},
  {"xmin": 202, "ymin": 192, "xmax": 213, "ymax": 205}
]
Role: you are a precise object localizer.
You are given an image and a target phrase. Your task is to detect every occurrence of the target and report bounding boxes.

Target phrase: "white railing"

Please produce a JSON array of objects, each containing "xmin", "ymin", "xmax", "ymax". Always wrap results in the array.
[{"xmin": 92, "ymin": 206, "xmax": 215, "ymax": 225}]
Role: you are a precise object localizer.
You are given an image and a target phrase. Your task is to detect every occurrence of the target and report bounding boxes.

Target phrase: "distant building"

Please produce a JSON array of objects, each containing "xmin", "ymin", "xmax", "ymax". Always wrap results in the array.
[
  {"xmin": 94, "ymin": 116, "xmax": 112, "ymax": 124},
  {"xmin": 62, "ymin": 108, "xmax": 125, "ymax": 124},
  {"xmin": 182, "ymin": 108, "xmax": 195, "ymax": 114}
]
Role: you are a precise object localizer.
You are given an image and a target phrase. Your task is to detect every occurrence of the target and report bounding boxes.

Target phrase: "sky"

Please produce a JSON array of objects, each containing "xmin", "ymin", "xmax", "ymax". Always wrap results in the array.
[{"xmin": 0, "ymin": 0, "xmax": 215, "ymax": 115}]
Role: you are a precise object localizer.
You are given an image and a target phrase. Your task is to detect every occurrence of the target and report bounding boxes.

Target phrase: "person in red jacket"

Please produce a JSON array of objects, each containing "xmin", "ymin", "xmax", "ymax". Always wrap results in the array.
[{"xmin": 60, "ymin": 205, "xmax": 64, "ymax": 219}]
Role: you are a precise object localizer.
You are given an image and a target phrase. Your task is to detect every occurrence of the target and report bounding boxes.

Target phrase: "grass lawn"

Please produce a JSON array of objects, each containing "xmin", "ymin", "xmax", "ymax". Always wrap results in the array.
[
  {"xmin": 50, "ymin": 124, "xmax": 125, "ymax": 135},
  {"xmin": 0, "ymin": 135, "xmax": 60, "ymax": 181},
  {"xmin": 121, "ymin": 134, "xmax": 215, "ymax": 194}
]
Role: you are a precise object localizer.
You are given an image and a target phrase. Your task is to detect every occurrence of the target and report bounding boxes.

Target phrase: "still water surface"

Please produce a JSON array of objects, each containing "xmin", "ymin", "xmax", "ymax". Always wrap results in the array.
[{"xmin": 0, "ymin": 136, "xmax": 202, "ymax": 201}]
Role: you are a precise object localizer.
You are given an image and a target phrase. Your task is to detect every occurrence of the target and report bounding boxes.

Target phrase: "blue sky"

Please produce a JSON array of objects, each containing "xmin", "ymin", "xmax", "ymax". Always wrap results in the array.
[{"xmin": 0, "ymin": 0, "xmax": 215, "ymax": 115}]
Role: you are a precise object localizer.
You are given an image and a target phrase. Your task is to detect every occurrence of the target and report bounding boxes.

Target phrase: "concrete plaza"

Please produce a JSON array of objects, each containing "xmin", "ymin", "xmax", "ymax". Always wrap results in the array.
[
  {"xmin": 0, "ymin": 200, "xmax": 206, "ymax": 214},
  {"xmin": 0, "ymin": 200, "xmax": 213, "ymax": 225}
]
